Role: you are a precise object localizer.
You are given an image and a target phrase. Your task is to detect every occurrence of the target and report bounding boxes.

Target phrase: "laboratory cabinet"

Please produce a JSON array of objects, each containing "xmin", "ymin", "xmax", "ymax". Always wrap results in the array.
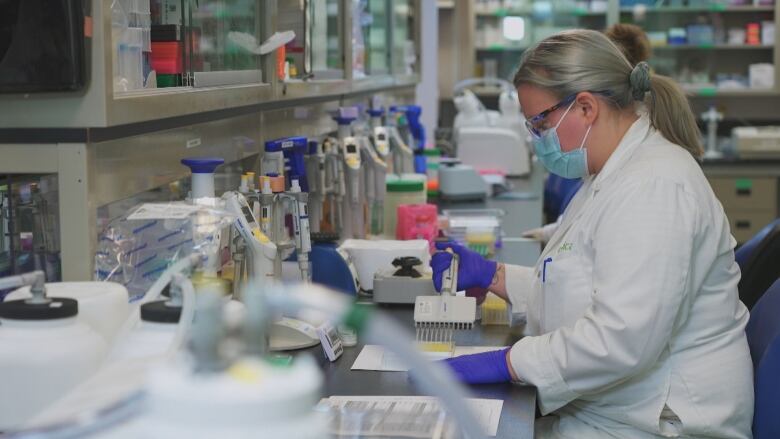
[
  {"xmin": 0, "ymin": 0, "xmax": 420, "ymax": 129},
  {"xmin": 0, "ymin": 0, "xmax": 421, "ymax": 282},
  {"xmin": 704, "ymin": 161, "xmax": 780, "ymax": 244},
  {"xmin": 709, "ymin": 175, "xmax": 779, "ymax": 243}
]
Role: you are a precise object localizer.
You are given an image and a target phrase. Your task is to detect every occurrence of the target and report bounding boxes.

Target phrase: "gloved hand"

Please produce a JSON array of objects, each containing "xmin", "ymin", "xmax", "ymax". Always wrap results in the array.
[
  {"xmin": 521, "ymin": 227, "xmax": 546, "ymax": 241},
  {"xmin": 521, "ymin": 222, "xmax": 558, "ymax": 243},
  {"xmin": 430, "ymin": 242, "xmax": 497, "ymax": 293},
  {"xmin": 466, "ymin": 287, "xmax": 490, "ymax": 305},
  {"xmin": 440, "ymin": 348, "xmax": 513, "ymax": 384}
]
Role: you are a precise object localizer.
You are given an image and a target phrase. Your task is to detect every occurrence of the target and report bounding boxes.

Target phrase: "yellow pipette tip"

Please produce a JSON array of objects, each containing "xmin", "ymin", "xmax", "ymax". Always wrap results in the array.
[
  {"xmin": 228, "ymin": 362, "xmax": 263, "ymax": 384},
  {"xmin": 417, "ymin": 342, "xmax": 455, "ymax": 353}
]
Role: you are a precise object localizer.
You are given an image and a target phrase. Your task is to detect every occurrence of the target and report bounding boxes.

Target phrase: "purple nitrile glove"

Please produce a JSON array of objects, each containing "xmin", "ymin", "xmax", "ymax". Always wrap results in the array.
[
  {"xmin": 466, "ymin": 287, "xmax": 490, "ymax": 306},
  {"xmin": 430, "ymin": 242, "xmax": 497, "ymax": 293},
  {"xmin": 441, "ymin": 348, "xmax": 513, "ymax": 384}
]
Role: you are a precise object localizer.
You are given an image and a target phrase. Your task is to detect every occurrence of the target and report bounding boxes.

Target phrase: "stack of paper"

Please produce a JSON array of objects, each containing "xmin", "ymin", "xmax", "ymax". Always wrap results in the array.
[{"xmin": 318, "ymin": 395, "xmax": 504, "ymax": 438}]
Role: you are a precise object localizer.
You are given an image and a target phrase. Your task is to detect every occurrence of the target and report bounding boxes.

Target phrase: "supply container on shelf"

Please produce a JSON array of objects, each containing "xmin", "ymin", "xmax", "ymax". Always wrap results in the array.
[
  {"xmin": 384, "ymin": 176, "xmax": 427, "ymax": 238},
  {"xmin": 396, "ymin": 204, "xmax": 439, "ymax": 247}
]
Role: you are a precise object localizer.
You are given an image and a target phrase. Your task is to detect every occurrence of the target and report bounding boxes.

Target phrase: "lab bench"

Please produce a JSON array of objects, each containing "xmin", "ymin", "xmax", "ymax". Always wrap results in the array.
[
  {"xmin": 307, "ymin": 168, "xmax": 545, "ymax": 438},
  {"xmin": 703, "ymin": 158, "xmax": 780, "ymax": 244}
]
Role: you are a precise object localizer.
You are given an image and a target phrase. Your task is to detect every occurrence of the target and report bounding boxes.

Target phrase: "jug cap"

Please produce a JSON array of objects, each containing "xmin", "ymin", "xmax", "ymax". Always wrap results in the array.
[
  {"xmin": 0, "ymin": 298, "xmax": 78, "ymax": 320},
  {"xmin": 141, "ymin": 300, "xmax": 182, "ymax": 324}
]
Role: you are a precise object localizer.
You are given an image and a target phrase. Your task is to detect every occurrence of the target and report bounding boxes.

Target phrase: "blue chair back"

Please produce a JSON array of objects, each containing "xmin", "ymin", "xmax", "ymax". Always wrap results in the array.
[
  {"xmin": 736, "ymin": 218, "xmax": 780, "ymax": 271},
  {"xmin": 310, "ymin": 242, "xmax": 358, "ymax": 296},
  {"xmin": 747, "ymin": 279, "xmax": 780, "ymax": 369},
  {"xmin": 543, "ymin": 175, "xmax": 582, "ymax": 223},
  {"xmin": 738, "ymin": 220, "xmax": 780, "ymax": 310},
  {"xmin": 748, "ymin": 279, "xmax": 780, "ymax": 438},
  {"xmin": 559, "ymin": 179, "xmax": 584, "ymax": 217},
  {"xmin": 753, "ymin": 332, "xmax": 780, "ymax": 438}
]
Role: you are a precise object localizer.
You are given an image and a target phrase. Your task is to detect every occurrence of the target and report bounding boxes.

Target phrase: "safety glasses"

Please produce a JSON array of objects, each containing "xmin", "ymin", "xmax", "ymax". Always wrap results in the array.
[
  {"xmin": 524, "ymin": 94, "xmax": 577, "ymax": 139},
  {"xmin": 524, "ymin": 91, "xmax": 614, "ymax": 139}
]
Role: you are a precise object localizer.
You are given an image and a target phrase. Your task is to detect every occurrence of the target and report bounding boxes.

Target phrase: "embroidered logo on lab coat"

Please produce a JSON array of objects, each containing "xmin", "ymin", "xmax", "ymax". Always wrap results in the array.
[{"xmin": 557, "ymin": 242, "xmax": 573, "ymax": 254}]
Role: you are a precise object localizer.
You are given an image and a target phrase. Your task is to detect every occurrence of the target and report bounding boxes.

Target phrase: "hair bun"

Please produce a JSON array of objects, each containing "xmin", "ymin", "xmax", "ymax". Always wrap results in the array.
[{"xmin": 629, "ymin": 61, "xmax": 652, "ymax": 101}]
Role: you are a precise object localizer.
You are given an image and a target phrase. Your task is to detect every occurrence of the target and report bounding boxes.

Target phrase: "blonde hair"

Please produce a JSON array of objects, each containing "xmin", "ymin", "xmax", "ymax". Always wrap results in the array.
[{"xmin": 513, "ymin": 29, "xmax": 703, "ymax": 159}]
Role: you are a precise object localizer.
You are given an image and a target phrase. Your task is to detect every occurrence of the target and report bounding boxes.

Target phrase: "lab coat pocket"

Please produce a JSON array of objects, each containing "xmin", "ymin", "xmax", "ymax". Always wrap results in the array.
[{"xmin": 541, "ymin": 251, "xmax": 593, "ymax": 332}]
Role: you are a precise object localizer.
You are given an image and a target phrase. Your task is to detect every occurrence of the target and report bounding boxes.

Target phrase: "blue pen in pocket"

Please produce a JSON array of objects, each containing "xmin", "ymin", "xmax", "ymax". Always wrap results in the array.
[{"xmin": 542, "ymin": 257, "xmax": 552, "ymax": 283}]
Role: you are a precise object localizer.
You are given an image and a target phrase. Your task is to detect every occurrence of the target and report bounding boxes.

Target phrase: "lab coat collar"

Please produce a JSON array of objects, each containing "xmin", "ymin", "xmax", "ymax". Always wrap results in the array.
[
  {"xmin": 536, "ymin": 114, "xmax": 652, "ymax": 264},
  {"xmin": 591, "ymin": 114, "xmax": 652, "ymax": 193}
]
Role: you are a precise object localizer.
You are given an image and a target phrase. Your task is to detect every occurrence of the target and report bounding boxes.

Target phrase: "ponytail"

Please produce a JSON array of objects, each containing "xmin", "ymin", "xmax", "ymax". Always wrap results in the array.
[{"xmin": 646, "ymin": 75, "xmax": 704, "ymax": 159}]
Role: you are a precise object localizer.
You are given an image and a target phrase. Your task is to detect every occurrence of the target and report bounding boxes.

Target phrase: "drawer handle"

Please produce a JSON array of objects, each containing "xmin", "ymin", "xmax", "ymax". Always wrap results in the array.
[
  {"xmin": 736, "ymin": 188, "xmax": 752, "ymax": 196},
  {"xmin": 736, "ymin": 220, "xmax": 752, "ymax": 229}
]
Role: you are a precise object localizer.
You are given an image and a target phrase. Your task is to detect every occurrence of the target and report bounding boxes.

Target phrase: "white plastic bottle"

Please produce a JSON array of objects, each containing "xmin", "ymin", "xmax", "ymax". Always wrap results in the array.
[
  {"xmin": 137, "ymin": 356, "xmax": 327, "ymax": 439},
  {"xmin": 498, "ymin": 89, "xmax": 528, "ymax": 140},
  {"xmin": 108, "ymin": 283, "xmax": 245, "ymax": 362},
  {"xmin": 6, "ymin": 282, "xmax": 130, "ymax": 343},
  {"xmin": 0, "ymin": 294, "xmax": 106, "ymax": 430},
  {"xmin": 107, "ymin": 298, "xmax": 181, "ymax": 362}
]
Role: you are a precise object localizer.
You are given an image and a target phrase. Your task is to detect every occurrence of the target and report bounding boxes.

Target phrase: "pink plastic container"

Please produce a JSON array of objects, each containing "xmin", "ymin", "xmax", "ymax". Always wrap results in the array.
[{"xmin": 396, "ymin": 204, "xmax": 439, "ymax": 249}]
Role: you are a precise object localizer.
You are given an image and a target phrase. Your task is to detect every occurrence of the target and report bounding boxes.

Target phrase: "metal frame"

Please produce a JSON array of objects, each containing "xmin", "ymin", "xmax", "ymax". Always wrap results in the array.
[{"xmin": 0, "ymin": 143, "xmax": 93, "ymax": 281}]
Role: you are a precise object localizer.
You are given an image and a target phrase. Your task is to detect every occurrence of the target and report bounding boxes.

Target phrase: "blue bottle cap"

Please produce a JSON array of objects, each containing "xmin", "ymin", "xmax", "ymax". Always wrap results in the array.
[
  {"xmin": 334, "ymin": 116, "xmax": 356, "ymax": 126},
  {"xmin": 181, "ymin": 157, "xmax": 224, "ymax": 174},
  {"xmin": 367, "ymin": 108, "xmax": 385, "ymax": 117}
]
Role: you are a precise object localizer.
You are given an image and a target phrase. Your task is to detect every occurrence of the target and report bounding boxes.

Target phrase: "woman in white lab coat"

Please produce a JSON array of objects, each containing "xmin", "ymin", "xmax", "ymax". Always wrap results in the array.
[{"xmin": 432, "ymin": 29, "xmax": 754, "ymax": 438}]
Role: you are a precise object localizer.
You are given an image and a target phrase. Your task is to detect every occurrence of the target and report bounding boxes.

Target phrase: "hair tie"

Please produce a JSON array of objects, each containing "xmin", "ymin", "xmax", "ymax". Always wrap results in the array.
[{"xmin": 629, "ymin": 61, "xmax": 652, "ymax": 101}]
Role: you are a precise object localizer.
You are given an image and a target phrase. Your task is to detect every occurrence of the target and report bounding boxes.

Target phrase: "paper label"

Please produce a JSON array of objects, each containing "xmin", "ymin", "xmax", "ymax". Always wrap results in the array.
[
  {"xmin": 186, "ymin": 138, "xmax": 202, "ymax": 149},
  {"xmin": 127, "ymin": 203, "xmax": 201, "ymax": 220}
]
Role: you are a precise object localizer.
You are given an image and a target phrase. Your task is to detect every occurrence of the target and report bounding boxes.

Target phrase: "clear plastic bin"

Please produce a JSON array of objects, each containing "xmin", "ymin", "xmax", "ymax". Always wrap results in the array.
[{"xmin": 441, "ymin": 208, "xmax": 504, "ymax": 257}]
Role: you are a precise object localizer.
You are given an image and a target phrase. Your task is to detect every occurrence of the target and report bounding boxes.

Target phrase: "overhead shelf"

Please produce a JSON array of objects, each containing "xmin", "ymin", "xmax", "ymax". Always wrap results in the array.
[
  {"xmin": 652, "ymin": 44, "xmax": 773, "ymax": 50},
  {"xmin": 476, "ymin": 45, "xmax": 526, "ymax": 51},
  {"xmin": 478, "ymin": 44, "xmax": 774, "ymax": 52},
  {"xmin": 682, "ymin": 86, "xmax": 779, "ymax": 97},
  {"xmin": 474, "ymin": 5, "xmax": 777, "ymax": 19},
  {"xmin": 475, "ymin": 8, "xmax": 607, "ymax": 17},
  {"xmin": 620, "ymin": 5, "xmax": 774, "ymax": 13}
]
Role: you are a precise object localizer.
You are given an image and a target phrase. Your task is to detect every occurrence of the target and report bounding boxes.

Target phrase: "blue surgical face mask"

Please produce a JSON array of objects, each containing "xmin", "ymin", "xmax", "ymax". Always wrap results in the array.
[{"xmin": 532, "ymin": 100, "xmax": 592, "ymax": 179}]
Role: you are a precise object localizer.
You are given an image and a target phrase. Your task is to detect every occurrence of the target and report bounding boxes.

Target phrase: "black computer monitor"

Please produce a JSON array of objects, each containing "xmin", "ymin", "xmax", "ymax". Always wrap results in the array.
[{"xmin": 0, "ymin": 0, "xmax": 88, "ymax": 93}]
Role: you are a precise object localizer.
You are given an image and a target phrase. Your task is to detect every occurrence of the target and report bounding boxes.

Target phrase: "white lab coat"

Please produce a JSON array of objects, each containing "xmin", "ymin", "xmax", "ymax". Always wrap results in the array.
[{"xmin": 505, "ymin": 115, "xmax": 754, "ymax": 438}]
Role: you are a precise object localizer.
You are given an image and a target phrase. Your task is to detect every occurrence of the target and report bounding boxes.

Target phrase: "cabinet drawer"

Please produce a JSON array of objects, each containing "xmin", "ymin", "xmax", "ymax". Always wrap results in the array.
[
  {"xmin": 726, "ymin": 210, "xmax": 777, "ymax": 244},
  {"xmin": 709, "ymin": 177, "xmax": 778, "ymax": 212}
]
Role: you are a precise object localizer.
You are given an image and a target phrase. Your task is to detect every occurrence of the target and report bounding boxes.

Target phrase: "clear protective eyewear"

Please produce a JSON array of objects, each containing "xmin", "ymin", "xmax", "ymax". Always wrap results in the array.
[
  {"xmin": 524, "ymin": 94, "xmax": 577, "ymax": 139},
  {"xmin": 524, "ymin": 91, "xmax": 612, "ymax": 139}
]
